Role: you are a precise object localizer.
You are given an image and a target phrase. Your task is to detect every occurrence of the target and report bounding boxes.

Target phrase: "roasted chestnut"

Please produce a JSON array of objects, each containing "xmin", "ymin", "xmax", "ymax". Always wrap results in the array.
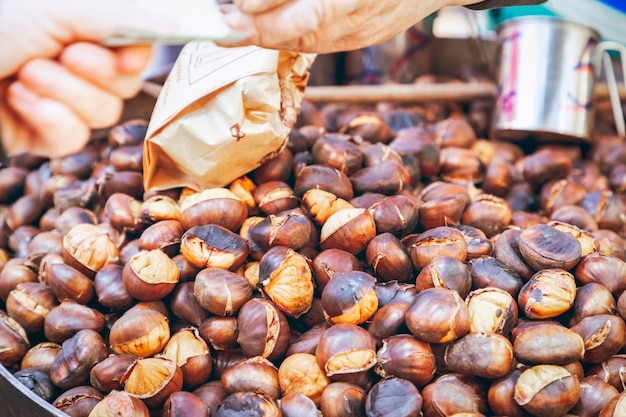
[
  {"xmin": 108, "ymin": 302, "xmax": 170, "ymax": 357},
  {"xmin": 193, "ymin": 267, "xmax": 253, "ymax": 316},
  {"xmin": 162, "ymin": 327, "xmax": 212, "ymax": 388},
  {"xmin": 236, "ymin": 298, "xmax": 290, "ymax": 362},
  {"xmin": 365, "ymin": 376, "xmax": 422, "ymax": 417},
  {"xmin": 321, "ymin": 270, "xmax": 378, "ymax": 325},
  {"xmin": 315, "ymin": 323, "xmax": 376, "ymax": 383},
  {"xmin": 514, "ymin": 364, "xmax": 580, "ymax": 417},
  {"xmin": 122, "ymin": 356, "xmax": 183, "ymax": 409},
  {"xmin": 375, "ymin": 334, "xmax": 436, "ymax": 387},
  {"xmin": 259, "ymin": 246, "xmax": 314, "ymax": 318},
  {"xmin": 404, "ymin": 287, "xmax": 469, "ymax": 344}
]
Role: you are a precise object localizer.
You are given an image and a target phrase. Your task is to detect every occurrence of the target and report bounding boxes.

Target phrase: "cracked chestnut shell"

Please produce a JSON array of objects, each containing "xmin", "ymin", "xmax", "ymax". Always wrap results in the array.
[
  {"xmin": 415, "ymin": 255, "xmax": 471, "ymax": 298},
  {"xmin": 52, "ymin": 385, "xmax": 103, "ymax": 416},
  {"xmin": 513, "ymin": 322, "xmax": 584, "ymax": 365},
  {"xmin": 514, "ymin": 364, "xmax": 580, "ymax": 417},
  {"xmin": 50, "ymin": 329, "xmax": 109, "ymax": 390},
  {"xmin": 321, "ymin": 270, "xmax": 378, "ymax": 325},
  {"xmin": 199, "ymin": 316, "xmax": 239, "ymax": 351},
  {"xmin": 259, "ymin": 246, "xmax": 314, "ymax": 318},
  {"xmin": 518, "ymin": 269, "xmax": 577, "ymax": 319},
  {"xmin": 462, "ymin": 193, "xmax": 512, "ymax": 238},
  {"xmin": 0, "ymin": 310, "xmax": 30, "ymax": 367},
  {"xmin": 294, "ymin": 165, "xmax": 354, "ymax": 201},
  {"xmin": 599, "ymin": 391, "xmax": 626, "ymax": 417},
  {"xmin": 548, "ymin": 220, "xmax": 601, "ymax": 258},
  {"xmin": 6, "ymin": 281, "xmax": 58, "ymax": 333},
  {"xmin": 422, "ymin": 373, "xmax": 488, "ymax": 417},
  {"xmin": 89, "ymin": 353, "xmax": 137, "ymax": 393},
  {"xmin": 569, "ymin": 282, "xmax": 616, "ymax": 326},
  {"xmin": 418, "ymin": 189, "xmax": 469, "ymax": 230},
  {"xmin": 123, "ymin": 249, "xmax": 179, "ymax": 301},
  {"xmin": 21, "ymin": 342, "xmax": 61, "ymax": 373},
  {"xmin": 375, "ymin": 334, "xmax": 436, "ymax": 387},
  {"xmin": 249, "ymin": 208, "xmax": 313, "ymax": 252},
  {"xmin": 222, "ymin": 356, "xmax": 281, "ymax": 400},
  {"xmin": 181, "ymin": 224, "xmax": 249, "ymax": 270},
  {"xmin": 108, "ymin": 302, "xmax": 170, "ymax": 357},
  {"xmin": 62, "ymin": 223, "xmax": 119, "ymax": 277},
  {"xmin": 466, "ymin": 287, "xmax": 518, "ymax": 335},
  {"xmin": 570, "ymin": 375, "xmax": 620, "ymax": 417},
  {"xmin": 122, "ymin": 356, "xmax": 183, "ymax": 409},
  {"xmin": 319, "ymin": 207, "xmax": 376, "ymax": 255},
  {"xmin": 366, "ymin": 233, "xmax": 414, "ymax": 283},
  {"xmin": 405, "ymin": 287, "xmax": 469, "ymax": 344},
  {"xmin": 468, "ymin": 256, "xmax": 524, "ymax": 298},
  {"xmin": 570, "ymin": 314, "xmax": 626, "ymax": 363},
  {"xmin": 370, "ymin": 194, "xmax": 419, "ymax": 238},
  {"xmin": 194, "ymin": 267, "xmax": 253, "ymax": 316},
  {"xmin": 312, "ymin": 248, "xmax": 361, "ymax": 292},
  {"xmin": 138, "ymin": 219, "xmax": 185, "ymax": 256},
  {"xmin": 0, "ymin": 258, "xmax": 37, "ymax": 302},
  {"xmin": 320, "ymin": 382, "xmax": 366, "ymax": 417},
  {"xmin": 311, "ymin": 133, "xmax": 363, "ymax": 175},
  {"xmin": 444, "ymin": 332, "xmax": 514, "ymax": 379},
  {"xmin": 179, "ymin": 188, "xmax": 248, "ymax": 231},
  {"xmin": 278, "ymin": 352, "xmax": 330, "ymax": 406},
  {"xmin": 214, "ymin": 391, "xmax": 281, "ymax": 417},
  {"xmin": 518, "ymin": 223, "xmax": 581, "ymax": 271},
  {"xmin": 103, "ymin": 192, "xmax": 143, "ymax": 233},
  {"xmin": 302, "ymin": 188, "xmax": 354, "ymax": 227},
  {"xmin": 405, "ymin": 226, "xmax": 468, "ymax": 271},
  {"xmin": 236, "ymin": 298, "xmax": 290, "ymax": 362},
  {"xmin": 315, "ymin": 323, "xmax": 376, "ymax": 381},
  {"xmin": 252, "ymin": 180, "xmax": 300, "ymax": 215},
  {"xmin": 575, "ymin": 253, "xmax": 626, "ymax": 295},
  {"xmin": 162, "ymin": 327, "xmax": 212, "ymax": 388}
]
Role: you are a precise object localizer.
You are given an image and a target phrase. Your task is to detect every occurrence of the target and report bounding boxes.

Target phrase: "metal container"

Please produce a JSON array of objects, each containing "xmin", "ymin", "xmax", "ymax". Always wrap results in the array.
[{"xmin": 492, "ymin": 16, "xmax": 625, "ymax": 142}]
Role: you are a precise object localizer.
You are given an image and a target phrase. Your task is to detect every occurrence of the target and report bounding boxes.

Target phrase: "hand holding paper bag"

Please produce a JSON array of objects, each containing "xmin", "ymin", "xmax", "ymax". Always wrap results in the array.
[{"xmin": 143, "ymin": 42, "xmax": 315, "ymax": 192}]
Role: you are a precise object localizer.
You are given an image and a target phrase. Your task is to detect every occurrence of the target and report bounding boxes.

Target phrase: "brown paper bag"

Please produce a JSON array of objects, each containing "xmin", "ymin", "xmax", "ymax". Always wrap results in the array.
[{"xmin": 143, "ymin": 41, "xmax": 315, "ymax": 192}]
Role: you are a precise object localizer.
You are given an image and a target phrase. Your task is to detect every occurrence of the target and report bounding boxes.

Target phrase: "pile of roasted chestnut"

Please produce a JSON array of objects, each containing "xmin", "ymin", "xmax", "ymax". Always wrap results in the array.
[{"xmin": 0, "ymin": 96, "xmax": 625, "ymax": 417}]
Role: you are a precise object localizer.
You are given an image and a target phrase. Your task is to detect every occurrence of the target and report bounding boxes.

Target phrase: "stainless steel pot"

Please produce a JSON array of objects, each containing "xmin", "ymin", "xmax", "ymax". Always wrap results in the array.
[{"xmin": 492, "ymin": 16, "xmax": 625, "ymax": 142}]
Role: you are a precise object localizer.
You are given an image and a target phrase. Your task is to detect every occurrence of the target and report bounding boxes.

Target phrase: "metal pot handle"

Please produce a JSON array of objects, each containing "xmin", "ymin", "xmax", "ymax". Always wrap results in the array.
[{"xmin": 594, "ymin": 41, "xmax": 626, "ymax": 138}]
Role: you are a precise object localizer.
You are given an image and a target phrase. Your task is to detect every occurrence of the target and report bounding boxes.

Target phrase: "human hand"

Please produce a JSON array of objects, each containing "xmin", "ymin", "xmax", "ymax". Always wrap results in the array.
[
  {"xmin": 0, "ymin": 0, "xmax": 174, "ymax": 157},
  {"xmin": 222, "ymin": 0, "xmax": 480, "ymax": 53}
]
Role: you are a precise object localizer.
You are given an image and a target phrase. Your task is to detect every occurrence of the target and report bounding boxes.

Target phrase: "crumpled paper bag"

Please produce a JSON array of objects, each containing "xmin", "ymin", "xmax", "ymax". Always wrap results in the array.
[{"xmin": 143, "ymin": 41, "xmax": 315, "ymax": 192}]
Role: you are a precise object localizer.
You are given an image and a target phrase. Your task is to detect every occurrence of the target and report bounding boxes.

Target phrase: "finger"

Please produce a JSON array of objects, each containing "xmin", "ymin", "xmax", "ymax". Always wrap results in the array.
[
  {"xmin": 5, "ymin": 81, "xmax": 92, "ymax": 157},
  {"xmin": 234, "ymin": 0, "xmax": 292, "ymax": 13},
  {"xmin": 59, "ymin": 42, "xmax": 149, "ymax": 99},
  {"xmin": 224, "ymin": 0, "xmax": 359, "ymax": 48},
  {"xmin": 17, "ymin": 59, "xmax": 124, "ymax": 129}
]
